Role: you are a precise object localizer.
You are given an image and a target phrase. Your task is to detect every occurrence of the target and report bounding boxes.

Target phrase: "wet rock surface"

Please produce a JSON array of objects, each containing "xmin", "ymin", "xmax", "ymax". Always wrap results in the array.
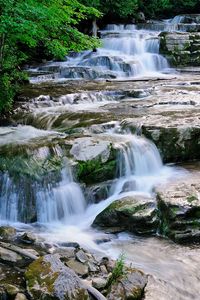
[
  {"xmin": 93, "ymin": 195, "xmax": 158, "ymax": 235},
  {"xmin": 0, "ymin": 229, "xmax": 148, "ymax": 300},
  {"xmin": 160, "ymin": 32, "xmax": 200, "ymax": 66},
  {"xmin": 157, "ymin": 168, "xmax": 200, "ymax": 243}
]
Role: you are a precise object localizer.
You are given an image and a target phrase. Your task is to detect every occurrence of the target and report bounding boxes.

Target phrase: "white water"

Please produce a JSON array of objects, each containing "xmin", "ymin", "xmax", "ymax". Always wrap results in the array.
[
  {"xmin": 33, "ymin": 132, "xmax": 184, "ymax": 245},
  {"xmin": 36, "ymin": 168, "xmax": 86, "ymax": 223},
  {"xmin": 0, "ymin": 131, "xmax": 183, "ymax": 231},
  {"xmin": 30, "ymin": 24, "xmax": 170, "ymax": 82}
]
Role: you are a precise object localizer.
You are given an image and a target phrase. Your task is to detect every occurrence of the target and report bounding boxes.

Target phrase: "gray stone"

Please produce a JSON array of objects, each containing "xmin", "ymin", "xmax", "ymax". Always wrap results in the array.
[
  {"xmin": 107, "ymin": 268, "xmax": 147, "ymax": 300},
  {"xmin": 53, "ymin": 247, "xmax": 75, "ymax": 259},
  {"xmin": 88, "ymin": 261, "xmax": 98, "ymax": 272},
  {"xmin": 157, "ymin": 170, "xmax": 200, "ymax": 243},
  {"xmin": 66, "ymin": 259, "xmax": 89, "ymax": 277},
  {"xmin": 4, "ymin": 284, "xmax": 20, "ymax": 296},
  {"xmin": 0, "ymin": 246, "xmax": 22, "ymax": 263},
  {"xmin": 70, "ymin": 137, "xmax": 111, "ymax": 163},
  {"xmin": 0, "ymin": 226, "xmax": 16, "ymax": 240},
  {"xmin": 76, "ymin": 249, "xmax": 88, "ymax": 264},
  {"xmin": 19, "ymin": 232, "xmax": 36, "ymax": 244},
  {"xmin": 93, "ymin": 195, "xmax": 158, "ymax": 235},
  {"xmin": 92, "ymin": 278, "xmax": 107, "ymax": 290},
  {"xmin": 15, "ymin": 293, "xmax": 28, "ymax": 300},
  {"xmin": 25, "ymin": 254, "xmax": 89, "ymax": 300}
]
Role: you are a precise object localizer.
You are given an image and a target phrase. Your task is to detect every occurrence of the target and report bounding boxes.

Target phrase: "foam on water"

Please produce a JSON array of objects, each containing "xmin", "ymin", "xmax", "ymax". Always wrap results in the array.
[{"xmin": 30, "ymin": 24, "xmax": 171, "ymax": 83}]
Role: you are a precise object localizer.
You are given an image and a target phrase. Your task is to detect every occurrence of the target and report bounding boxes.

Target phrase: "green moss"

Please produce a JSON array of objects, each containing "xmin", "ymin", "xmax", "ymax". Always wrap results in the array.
[
  {"xmin": 0, "ymin": 154, "xmax": 63, "ymax": 182},
  {"xmin": 25, "ymin": 257, "xmax": 58, "ymax": 295},
  {"xmin": 76, "ymin": 146, "xmax": 117, "ymax": 185}
]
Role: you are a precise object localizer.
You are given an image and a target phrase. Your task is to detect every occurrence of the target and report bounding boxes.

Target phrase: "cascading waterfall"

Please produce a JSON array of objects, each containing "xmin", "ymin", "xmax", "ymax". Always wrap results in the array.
[
  {"xmin": 30, "ymin": 24, "xmax": 170, "ymax": 82},
  {"xmin": 0, "ymin": 163, "xmax": 86, "ymax": 224},
  {"xmin": 0, "ymin": 132, "xmax": 175, "ymax": 226},
  {"xmin": 36, "ymin": 168, "xmax": 86, "ymax": 223},
  {"xmin": 113, "ymin": 134, "xmax": 164, "ymax": 194}
]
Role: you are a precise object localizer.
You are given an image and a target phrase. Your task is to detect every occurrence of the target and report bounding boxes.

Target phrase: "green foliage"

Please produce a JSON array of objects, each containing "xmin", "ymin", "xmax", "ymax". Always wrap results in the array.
[
  {"xmin": 170, "ymin": 0, "xmax": 199, "ymax": 14},
  {"xmin": 0, "ymin": 0, "xmax": 100, "ymax": 112},
  {"xmin": 140, "ymin": 0, "xmax": 171, "ymax": 18},
  {"xmin": 107, "ymin": 254, "xmax": 125, "ymax": 287},
  {"xmin": 80, "ymin": 0, "xmax": 139, "ymax": 19}
]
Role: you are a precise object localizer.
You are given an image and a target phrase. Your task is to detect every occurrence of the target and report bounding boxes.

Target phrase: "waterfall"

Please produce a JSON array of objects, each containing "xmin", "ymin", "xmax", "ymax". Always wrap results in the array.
[
  {"xmin": 30, "ymin": 23, "xmax": 170, "ymax": 82},
  {"xmin": 0, "ymin": 166, "xmax": 86, "ymax": 224},
  {"xmin": 36, "ymin": 168, "xmax": 86, "ymax": 223},
  {"xmin": 111, "ymin": 134, "xmax": 165, "ymax": 195}
]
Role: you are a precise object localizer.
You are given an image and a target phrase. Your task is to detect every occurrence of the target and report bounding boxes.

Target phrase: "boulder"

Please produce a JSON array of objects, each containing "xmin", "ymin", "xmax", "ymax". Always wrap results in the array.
[
  {"xmin": 15, "ymin": 293, "xmax": 28, "ymax": 300},
  {"xmin": 92, "ymin": 277, "xmax": 107, "ymax": 290},
  {"xmin": 66, "ymin": 259, "xmax": 89, "ymax": 277},
  {"xmin": 25, "ymin": 254, "xmax": 89, "ymax": 300},
  {"xmin": 93, "ymin": 195, "xmax": 158, "ymax": 235},
  {"xmin": 107, "ymin": 268, "xmax": 147, "ymax": 300},
  {"xmin": 142, "ymin": 125, "xmax": 200, "ymax": 163},
  {"xmin": 71, "ymin": 137, "xmax": 117, "ymax": 184},
  {"xmin": 0, "ymin": 226, "xmax": 16, "ymax": 240},
  {"xmin": 0, "ymin": 246, "xmax": 23, "ymax": 264},
  {"xmin": 157, "ymin": 171, "xmax": 200, "ymax": 243}
]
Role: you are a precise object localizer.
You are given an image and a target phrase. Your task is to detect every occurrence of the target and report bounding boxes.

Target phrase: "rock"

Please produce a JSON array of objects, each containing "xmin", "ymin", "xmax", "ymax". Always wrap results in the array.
[
  {"xmin": 159, "ymin": 32, "xmax": 200, "ymax": 66},
  {"xmin": 88, "ymin": 261, "xmax": 99, "ymax": 272},
  {"xmin": 0, "ymin": 263, "xmax": 25, "ymax": 290},
  {"xmin": 58, "ymin": 242, "xmax": 80, "ymax": 248},
  {"xmin": 137, "ymin": 12, "xmax": 146, "ymax": 23},
  {"xmin": 71, "ymin": 137, "xmax": 111, "ymax": 162},
  {"xmin": 107, "ymin": 268, "xmax": 147, "ymax": 300},
  {"xmin": 0, "ymin": 226, "xmax": 16, "ymax": 240},
  {"xmin": 0, "ymin": 246, "xmax": 23, "ymax": 264},
  {"xmin": 76, "ymin": 249, "xmax": 88, "ymax": 264},
  {"xmin": 4, "ymin": 284, "xmax": 20, "ymax": 296},
  {"xmin": 72, "ymin": 137, "xmax": 117, "ymax": 184},
  {"xmin": 157, "ymin": 170, "xmax": 200, "ymax": 243},
  {"xmin": 93, "ymin": 195, "xmax": 158, "ymax": 235},
  {"xmin": 53, "ymin": 247, "xmax": 75, "ymax": 259},
  {"xmin": 86, "ymin": 181, "xmax": 113, "ymax": 203},
  {"xmin": 142, "ymin": 125, "xmax": 200, "ymax": 163},
  {"xmin": 121, "ymin": 118, "xmax": 200, "ymax": 164},
  {"xmin": 66, "ymin": 259, "xmax": 89, "ymax": 277},
  {"xmin": 25, "ymin": 254, "xmax": 89, "ymax": 300},
  {"xmin": 100, "ymin": 265, "xmax": 108, "ymax": 274},
  {"xmin": 0, "ymin": 242, "xmax": 38, "ymax": 261},
  {"xmin": 92, "ymin": 277, "xmax": 107, "ymax": 290},
  {"xmin": 0, "ymin": 287, "xmax": 7, "ymax": 299},
  {"xmin": 19, "ymin": 232, "xmax": 36, "ymax": 244},
  {"xmin": 15, "ymin": 293, "xmax": 28, "ymax": 300}
]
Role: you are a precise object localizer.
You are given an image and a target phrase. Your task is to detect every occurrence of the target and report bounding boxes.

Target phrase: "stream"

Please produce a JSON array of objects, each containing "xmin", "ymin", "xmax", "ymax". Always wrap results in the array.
[{"xmin": 1, "ymin": 17, "xmax": 200, "ymax": 299}]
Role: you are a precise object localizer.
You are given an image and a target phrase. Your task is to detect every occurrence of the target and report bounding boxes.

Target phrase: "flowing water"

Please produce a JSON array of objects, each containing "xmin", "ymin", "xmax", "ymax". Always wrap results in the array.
[
  {"xmin": 1, "ymin": 16, "xmax": 200, "ymax": 299},
  {"xmin": 30, "ymin": 23, "xmax": 170, "ymax": 82},
  {"xmin": 0, "ymin": 123, "xmax": 198, "ymax": 300}
]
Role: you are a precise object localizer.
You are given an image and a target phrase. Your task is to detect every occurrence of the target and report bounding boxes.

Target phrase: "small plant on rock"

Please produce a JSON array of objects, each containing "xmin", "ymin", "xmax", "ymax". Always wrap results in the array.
[{"xmin": 107, "ymin": 254, "xmax": 125, "ymax": 287}]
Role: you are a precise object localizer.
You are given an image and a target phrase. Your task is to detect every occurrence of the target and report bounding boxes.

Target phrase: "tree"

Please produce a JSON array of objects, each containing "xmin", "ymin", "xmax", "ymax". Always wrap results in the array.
[
  {"xmin": 0, "ymin": 0, "xmax": 100, "ymax": 112},
  {"xmin": 139, "ymin": 0, "xmax": 171, "ymax": 18},
  {"xmin": 170, "ymin": 0, "xmax": 199, "ymax": 14},
  {"xmin": 80, "ymin": 0, "xmax": 139, "ymax": 19}
]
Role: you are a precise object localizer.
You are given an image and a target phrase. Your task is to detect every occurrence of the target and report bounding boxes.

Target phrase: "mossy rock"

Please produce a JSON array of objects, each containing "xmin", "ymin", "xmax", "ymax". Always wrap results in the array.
[
  {"xmin": 71, "ymin": 137, "xmax": 118, "ymax": 185},
  {"xmin": 107, "ymin": 267, "xmax": 147, "ymax": 300},
  {"xmin": 142, "ymin": 126, "xmax": 200, "ymax": 163},
  {"xmin": 0, "ymin": 226, "xmax": 16, "ymax": 240},
  {"xmin": 25, "ymin": 254, "xmax": 89, "ymax": 300},
  {"xmin": 157, "ymin": 178, "xmax": 200, "ymax": 244},
  {"xmin": 93, "ymin": 195, "xmax": 158, "ymax": 235}
]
